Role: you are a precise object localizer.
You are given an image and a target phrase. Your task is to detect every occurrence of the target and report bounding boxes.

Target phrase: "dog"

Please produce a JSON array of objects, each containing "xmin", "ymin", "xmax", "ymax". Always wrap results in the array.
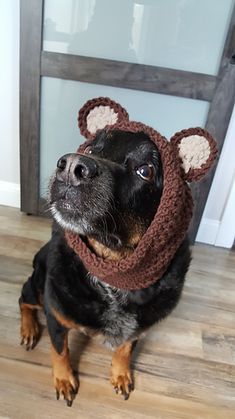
[{"xmin": 19, "ymin": 128, "xmax": 191, "ymax": 406}]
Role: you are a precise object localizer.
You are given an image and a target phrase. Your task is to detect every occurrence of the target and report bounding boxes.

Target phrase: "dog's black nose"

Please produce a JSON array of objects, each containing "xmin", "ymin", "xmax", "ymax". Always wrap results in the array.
[{"xmin": 56, "ymin": 153, "xmax": 98, "ymax": 185}]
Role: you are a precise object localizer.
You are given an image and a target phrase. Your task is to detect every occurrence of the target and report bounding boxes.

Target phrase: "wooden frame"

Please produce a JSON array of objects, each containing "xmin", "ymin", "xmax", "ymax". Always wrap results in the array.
[
  {"xmin": 20, "ymin": 0, "xmax": 235, "ymax": 241},
  {"xmin": 20, "ymin": 0, "xmax": 43, "ymax": 214},
  {"xmin": 41, "ymin": 51, "xmax": 216, "ymax": 102}
]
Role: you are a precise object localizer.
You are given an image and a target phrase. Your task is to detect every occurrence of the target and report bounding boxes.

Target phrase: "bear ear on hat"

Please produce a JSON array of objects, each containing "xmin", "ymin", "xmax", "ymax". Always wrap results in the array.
[
  {"xmin": 78, "ymin": 97, "xmax": 129, "ymax": 140},
  {"xmin": 170, "ymin": 128, "xmax": 218, "ymax": 182}
]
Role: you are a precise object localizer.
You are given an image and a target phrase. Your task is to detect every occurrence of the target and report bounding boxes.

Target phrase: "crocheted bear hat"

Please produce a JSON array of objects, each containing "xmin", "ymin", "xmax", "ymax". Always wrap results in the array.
[{"xmin": 65, "ymin": 97, "xmax": 217, "ymax": 290}]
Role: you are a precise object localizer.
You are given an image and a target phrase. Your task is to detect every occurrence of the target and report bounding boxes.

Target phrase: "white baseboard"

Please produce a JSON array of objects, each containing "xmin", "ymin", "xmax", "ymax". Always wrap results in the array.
[
  {"xmin": 0, "ymin": 180, "xmax": 20, "ymax": 208},
  {"xmin": 196, "ymin": 217, "xmax": 220, "ymax": 245}
]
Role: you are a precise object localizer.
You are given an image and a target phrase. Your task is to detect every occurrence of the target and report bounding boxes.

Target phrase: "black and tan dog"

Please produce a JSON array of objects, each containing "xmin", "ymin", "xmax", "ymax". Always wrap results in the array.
[{"xmin": 19, "ymin": 128, "xmax": 191, "ymax": 406}]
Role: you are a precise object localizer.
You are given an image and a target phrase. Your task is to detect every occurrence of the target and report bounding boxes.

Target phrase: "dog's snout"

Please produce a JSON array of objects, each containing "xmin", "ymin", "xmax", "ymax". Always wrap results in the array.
[
  {"xmin": 56, "ymin": 153, "xmax": 98, "ymax": 185},
  {"xmin": 57, "ymin": 156, "xmax": 67, "ymax": 171}
]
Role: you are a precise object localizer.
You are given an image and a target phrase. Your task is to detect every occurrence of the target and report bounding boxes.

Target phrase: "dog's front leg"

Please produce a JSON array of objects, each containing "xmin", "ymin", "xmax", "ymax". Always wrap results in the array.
[
  {"xmin": 47, "ymin": 312, "xmax": 79, "ymax": 407},
  {"xmin": 110, "ymin": 340, "xmax": 137, "ymax": 400}
]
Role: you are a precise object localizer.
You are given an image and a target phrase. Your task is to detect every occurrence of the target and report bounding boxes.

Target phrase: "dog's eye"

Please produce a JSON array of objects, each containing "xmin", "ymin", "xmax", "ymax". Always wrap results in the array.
[
  {"xmin": 84, "ymin": 146, "xmax": 93, "ymax": 155},
  {"xmin": 136, "ymin": 164, "xmax": 154, "ymax": 181}
]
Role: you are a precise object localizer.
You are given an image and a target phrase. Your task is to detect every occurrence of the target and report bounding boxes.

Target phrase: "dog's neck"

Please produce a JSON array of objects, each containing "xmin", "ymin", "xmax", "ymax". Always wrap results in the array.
[
  {"xmin": 86, "ymin": 216, "xmax": 147, "ymax": 261},
  {"xmin": 87, "ymin": 230, "xmax": 143, "ymax": 262},
  {"xmin": 87, "ymin": 238, "xmax": 133, "ymax": 261}
]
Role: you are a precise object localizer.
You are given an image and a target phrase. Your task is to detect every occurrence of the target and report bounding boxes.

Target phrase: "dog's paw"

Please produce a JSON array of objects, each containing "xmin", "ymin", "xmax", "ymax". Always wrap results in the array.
[
  {"xmin": 20, "ymin": 314, "xmax": 40, "ymax": 350},
  {"xmin": 54, "ymin": 372, "xmax": 79, "ymax": 407},
  {"xmin": 110, "ymin": 370, "xmax": 134, "ymax": 400}
]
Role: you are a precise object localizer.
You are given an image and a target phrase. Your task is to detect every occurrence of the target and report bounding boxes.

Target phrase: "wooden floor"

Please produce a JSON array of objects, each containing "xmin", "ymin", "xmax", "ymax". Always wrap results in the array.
[{"xmin": 0, "ymin": 206, "xmax": 235, "ymax": 419}]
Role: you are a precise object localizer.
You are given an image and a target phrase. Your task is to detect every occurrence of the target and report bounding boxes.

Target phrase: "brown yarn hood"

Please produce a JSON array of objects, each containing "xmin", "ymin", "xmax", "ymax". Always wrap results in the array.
[{"xmin": 65, "ymin": 97, "xmax": 217, "ymax": 290}]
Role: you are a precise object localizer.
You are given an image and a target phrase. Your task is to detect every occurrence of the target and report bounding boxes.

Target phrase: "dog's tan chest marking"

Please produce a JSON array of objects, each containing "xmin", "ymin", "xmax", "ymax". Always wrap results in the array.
[{"xmin": 51, "ymin": 306, "xmax": 98, "ymax": 337}]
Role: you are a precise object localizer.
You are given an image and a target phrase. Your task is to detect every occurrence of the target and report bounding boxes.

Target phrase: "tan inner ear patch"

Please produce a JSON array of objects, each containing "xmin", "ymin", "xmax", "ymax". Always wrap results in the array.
[
  {"xmin": 87, "ymin": 105, "xmax": 118, "ymax": 134},
  {"xmin": 178, "ymin": 135, "xmax": 210, "ymax": 173}
]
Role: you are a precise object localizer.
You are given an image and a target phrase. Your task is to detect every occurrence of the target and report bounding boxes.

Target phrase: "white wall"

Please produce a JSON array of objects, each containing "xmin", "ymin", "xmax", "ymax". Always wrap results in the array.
[{"xmin": 0, "ymin": 0, "xmax": 20, "ymax": 207}]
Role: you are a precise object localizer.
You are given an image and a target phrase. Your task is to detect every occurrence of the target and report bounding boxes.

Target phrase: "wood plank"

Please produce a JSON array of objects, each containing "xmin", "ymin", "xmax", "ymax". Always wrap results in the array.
[
  {"xmin": 0, "ymin": 213, "xmax": 51, "ymax": 241},
  {"xmin": 41, "ymin": 51, "xmax": 216, "ymax": 102},
  {"xmin": 0, "ymin": 234, "xmax": 46, "ymax": 261},
  {"xmin": 0, "ymin": 255, "xmax": 31, "ymax": 283}
]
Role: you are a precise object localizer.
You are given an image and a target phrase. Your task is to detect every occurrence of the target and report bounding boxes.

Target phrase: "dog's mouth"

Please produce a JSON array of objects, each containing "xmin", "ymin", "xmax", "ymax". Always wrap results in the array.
[
  {"xmin": 50, "ymin": 198, "xmax": 89, "ymax": 235},
  {"xmin": 51, "ymin": 197, "xmax": 80, "ymax": 221},
  {"xmin": 50, "ymin": 183, "xmax": 108, "ymax": 236},
  {"xmin": 49, "ymin": 130, "xmax": 163, "ymax": 255},
  {"xmin": 49, "ymin": 158, "xmax": 117, "ymax": 239},
  {"xmin": 53, "ymin": 198, "xmax": 78, "ymax": 213}
]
